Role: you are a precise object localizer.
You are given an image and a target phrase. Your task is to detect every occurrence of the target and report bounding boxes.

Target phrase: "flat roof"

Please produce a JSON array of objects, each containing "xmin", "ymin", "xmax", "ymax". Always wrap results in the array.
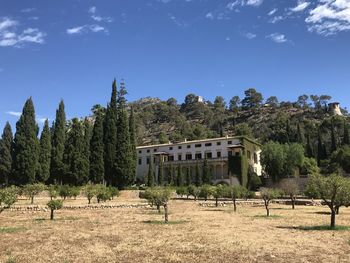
[{"xmin": 136, "ymin": 136, "xmax": 261, "ymax": 149}]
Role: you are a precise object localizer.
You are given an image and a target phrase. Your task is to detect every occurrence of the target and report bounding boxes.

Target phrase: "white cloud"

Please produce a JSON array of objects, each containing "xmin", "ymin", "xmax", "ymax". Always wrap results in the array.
[
  {"xmin": 291, "ymin": 1, "xmax": 310, "ymax": 12},
  {"xmin": 266, "ymin": 33, "xmax": 288, "ymax": 43},
  {"xmin": 6, "ymin": 111, "xmax": 21, "ymax": 117},
  {"xmin": 226, "ymin": 0, "xmax": 263, "ymax": 10},
  {"xmin": 67, "ymin": 26, "xmax": 86, "ymax": 35},
  {"xmin": 89, "ymin": 25, "xmax": 107, "ymax": 33},
  {"xmin": 67, "ymin": 25, "xmax": 108, "ymax": 35},
  {"xmin": 0, "ymin": 17, "xmax": 45, "ymax": 47},
  {"xmin": 89, "ymin": 6, "xmax": 97, "ymax": 14},
  {"xmin": 88, "ymin": 6, "xmax": 113, "ymax": 23},
  {"xmin": 245, "ymin": 32, "xmax": 257, "ymax": 39},
  {"xmin": 21, "ymin": 8, "xmax": 36, "ymax": 13},
  {"xmin": 269, "ymin": 15, "xmax": 284, "ymax": 23},
  {"xmin": 306, "ymin": 0, "xmax": 350, "ymax": 35},
  {"xmin": 268, "ymin": 8, "xmax": 278, "ymax": 16},
  {"xmin": 206, "ymin": 12, "xmax": 214, "ymax": 20}
]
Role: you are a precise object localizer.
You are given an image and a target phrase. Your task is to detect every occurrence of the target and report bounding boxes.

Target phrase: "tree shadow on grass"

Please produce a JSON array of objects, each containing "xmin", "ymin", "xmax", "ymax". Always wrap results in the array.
[
  {"xmin": 0, "ymin": 227, "xmax": 27, "ymax": 233},
  {"xmin": 276, "ymin": 225, "xmax": 350, "ymax": 231},
  {"xmin": 253, "ymin": 214, "xmax": 283, "ymax": 219},
  {"xmin": 142, "ymin": 220, "xmax": 188, "ymax": 225}
]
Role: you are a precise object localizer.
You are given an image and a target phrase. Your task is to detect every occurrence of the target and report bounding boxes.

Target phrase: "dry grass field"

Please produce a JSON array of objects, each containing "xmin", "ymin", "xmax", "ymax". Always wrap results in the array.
[{"xmin": 0, "ymin": 191, "xmax": 350, "ymax": 263}]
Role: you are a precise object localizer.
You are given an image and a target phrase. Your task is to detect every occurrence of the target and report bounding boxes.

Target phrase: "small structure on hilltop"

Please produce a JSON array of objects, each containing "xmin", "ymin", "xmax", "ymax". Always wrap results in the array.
[{"xmin": 328, "ymin": 102, "xmax": 343, "ymax": 116}]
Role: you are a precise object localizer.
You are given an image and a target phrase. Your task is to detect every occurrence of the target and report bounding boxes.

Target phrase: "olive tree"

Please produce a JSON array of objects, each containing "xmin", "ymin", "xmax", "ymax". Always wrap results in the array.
[
  {"xmin": 83, "ymin": 184, "xmax": 96, "ymax": 204},
  {"xmin": 188, "ymin": 185, "xmax": 200, "ymax": 201},
  {"xmin": 225, "ymin": 185, "xmax": 244, "ymax": 212},
  {"xmin": 279, "ymin": 180, "xmax": 299, "ymax": 209},
  {"xmin": 199, "ymin": 184, "xmax": 214, "ymax": 201},
  {"xmin": 0, "ymin": 187, "xmax": 18, "ymax": 213},
  {"xmin": 145, "ymin": 188, "xmax": 172, "ymax": 223},
  {"xmin": 47, "ymin": 185, "xmax": 59, "ymax": 200},
  {"xmin": 59, "ymin": 185, "xmax": 72, "ymax": 200},
  {"xmin": 306, "ymin": 174, "xmax": 350, "ymax": 228},
  {"xmin": 213, "ymin": 185, "xmax": 225, "ymax": 207},
  {"xmin": 47, "ymin": 199, "xmax": 63, "ymax": 220},
  {"xmin": 260, "ymin": 188, "xmax": 281, "ymax": 217},
  {"xmin": 95, "ymin": 184, "xmax": 111, "ymax": 203},
  {"xmin": 22, "ymin": 183, "xmax": 46, "ymax": 204}
]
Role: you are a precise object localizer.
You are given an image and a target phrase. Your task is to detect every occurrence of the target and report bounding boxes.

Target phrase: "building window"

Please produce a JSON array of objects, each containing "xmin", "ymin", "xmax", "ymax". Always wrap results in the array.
[
  {"xmin": 186, "ymin": 154, "xmax": 192, "ymax": 160},
  {"xmin": 147, "ymin": 149, "xmax": 150, "ymax": 153},
  {"xmin": 169, "ymin": 147, "xmax": 173, "ymax": 150},
  {"xmin": 146, "ymin": 157, "xmax": 150, "ymax": 164},
  {"xmin": 154, "ymin": 149, "xmax": 157, "ymax": 152},
  {"xmin": 178, "ymin": 154, "xmax": 182, "ymax": 161},
  {"xmin": 228, "ymin": 141, "xmax": 232, "ymax": 145},
  {"xmin": 195, "ymin": 144, "xmax": 202, "ymax": 148},
  {"xmin": 247, "ymin": 150, "xmax": 251, "ymax": 160},
  {"xmin": 205, "ymin": 143, "xmax": 212, "ymax": 147},
  {"xmin": 254, "ymin": 153, "xmax": 258, "ymax": 164},
  {"xmin": 138, "ymin": 158, "xmax": 142, "ymax": 165},
  {"xmin": 216, "ymin": 142, "xmax": 221, "ymax": 146},
  {"xmin": 138, "ymin": 150, "xmax": 142, "ymax": 154},
  {"xmin": 217, "ymin": 151, "xmax": 221, "ymax": 158},
  {"xmin": 228, "ymin": 151, "xmax": 232, "ymax": 157},
  {"xmin": 235, "ymin": 152, "xmax": 240, "ymax": 156},
  {"xmin": 169, "ymin": 155, "xmax": 174, "ymax": 161},
  {"xmin": 205, "ymin": 152, "xmax": 212, "ymax": 159},
  {"xmin": 195, "ymin": 153, "xmax": 202, "ymax": 159},
  {"xmin": 178, "ymin": 146, "xmax": 182, "ymax": 149},
  {"xmin": 187, "ymin": 145, "xmax": 191, "ymax": 149}
]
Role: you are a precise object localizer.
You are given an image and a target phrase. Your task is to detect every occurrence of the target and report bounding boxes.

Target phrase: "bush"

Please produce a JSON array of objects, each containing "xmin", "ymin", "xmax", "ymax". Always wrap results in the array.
[
  {"xmin": 59, "ymin": 185, "xmax": 72, "ymax": 200},
  {"xmin": 47, "ymin": 199, "xmax": 63, "ymax": 220},
  {"xmin": 176, "ymin": 186, "xmax": 188, "ymax": 198},
  {"xmin": 0, "ymin": 186, "xmax": 18, "ymax": 213},
  {"xmin": 95, "ymin": 185, "xmax": 111, "ymax": 203},
  {"xmin": 70, "ymin": 187, "xmax": 81, "ymax": 200},
  {"xmin": 199, "ymin": 184, "xmax": 214, "ymax": 201},
  {"xmin": 108, "ymin": 186, "xmax": 119, "ymax": 200},
  {"xmin": 188, "ymin": 185, "xmax": 200, "ymax": 200},
  {"xmin": 47, "ymin": 185, "xmax": 59, "ymax": 200}
]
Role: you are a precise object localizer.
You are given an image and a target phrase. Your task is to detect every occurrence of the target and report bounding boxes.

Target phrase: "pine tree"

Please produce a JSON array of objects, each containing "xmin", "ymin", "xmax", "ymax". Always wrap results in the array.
[
  {"xmin": 306, "ymin": 133, "xmax": 314, "ymax": 158},
  {"xmin": 194, "ymin": 161, "xmax": 202, "ymax": 186},
  {"xmin": 12, "ymin": 98, "xmax": 40, "ymax": 185},
  {"xmin": 38, "ymin": 120, "xmax": 51, "ymax": 183},
  {"xmin": 185, "ymin": 167, "xmax": 191, "ymax": 186},
  {"xmin": 50, "ymin": 100, "xmax": 66, "ymax": 184},
  {"xmin": 176, "ymin": 165, "xmax": 184, "ymax": 186},
  {"xmin": 115, "ymin": 80, "xmax": 133, "ymax": 188},
  {"xmin": 147, "ymin": 160, "xmax": 154, "ymax": 187},
  {"xmin": 104, "ymin": 80, "xmax": 118, "ymax": 185},
  {"xmin": 343, "ymin": 120, "xmax": 349, "ymax": 145},
  {"xmin": 129, "ymin": 107, "xmax": 137, "ymax": 182},
  {"xmin": 63, "ymin": 118, "xmax": 89, "ymax": 185},
  {"xmin": 202, "ymin": 158, "xmax": 212, "ymax": 184},
  {"xmin": 158, "ymin": 160, "xmax": 164, "ymax": 186},
  {"xmin": 89, "ymin": 112, "xmax": 105, "ymax": 183},
  {"xmin": 0, "ymin": 122, "xmax": 13, "ymax": 185},
  {"xmin": 331, "ymin": 120, "xmax": 337, "ymax": 153}
]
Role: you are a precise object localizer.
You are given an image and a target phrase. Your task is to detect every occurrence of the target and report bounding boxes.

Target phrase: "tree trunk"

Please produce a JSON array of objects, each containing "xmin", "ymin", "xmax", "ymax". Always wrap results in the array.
[
  {"xmin": 215, "ymin": 197, "xmax": 218, "ymax": 207},
  {"xmin": 264, "ymin": 200, "xmax": 270, "ymax": 217},
  {"xmin": 50, "ymin": 209, "xmax": 54, "ymax": 220},
  {"xmin": 164, "ymin": 203, "xmax": 168, "ymax": 223},
  {"xmin": 157, "ymin": 204, "xmax": 160, "ymax": 213},
  {"xmin": 88, "ymin": 198, "xmax": 91, "ymax": 204},
  {"xmin": 31, "ymin": 196, "xmax": 34, "ymax": 204},
  {"xmin": 291, "ymin": 196, "xmax": 295, "ymax": 210},
  {"xmin": 336, "ymin": 206, "xmax": 340, "ymax": 215},
  {"xmin": 233, "ymin": 198, "xmax": 237, "ymax": 212},
  {"xmin": 330, "ymin": 209, "xmax": 336, "ymax": 229}
]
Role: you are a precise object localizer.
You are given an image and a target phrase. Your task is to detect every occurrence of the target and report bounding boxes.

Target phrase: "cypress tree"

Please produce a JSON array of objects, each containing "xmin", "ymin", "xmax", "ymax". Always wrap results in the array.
[
  {"xmin": 317, "ymin": 129, "xmax": 327, "ymax": 166},
  {"xmin": 129, "ymin": 107, "xmax": 137, "ymax": 182},
  {"xmin": 13, "ymin": 98, "xmax": 40, "ymax": 185},
  {"xmin": 306, "ymin": 133, "xmax": 314, "ymax": 158},
  {"xmin": 331, "ymin": 120, "xmax": 337, "ymax": 153},
  {"xmin": 83, "ymin": 118, "xmax": 92, "ymax": 174},
  {"xmin": 158, "ymin": 160, "xmax": 164, "ymax": 186},
  {"xmin": 202, "ymin": 158, "xmax": 211, "ymax": 184},
  {"xmin": 176, "ymin": 165, "xmax": 184, "ymax": 186},
  {"xmin": 147, "ymin": 160, "xmax": 154, "ymax": 187},
  {"xmin": 89, "ymin": 112, "xmax": 105, "ymax": 184},
  {"xmin": 194, "ymin": 161, "xmax": 202, "ymax": 186},
  {"xmin": 169, "ymin": 164, "xmax": 175, "ymax": 186},
  {"xmin": 296, "ymin": 123, "xmax": 305, "ymax": 145},
  {"xmin": 0, "ymin": 122, "xmax": 13, "ymax": 185},
  {"xmin": 185, "ymin": 167, "xmax": 191, "ymax": 186},
  {"xmin": 50, "ymin": 100, "xmax": 66, "ymax": 184},
  {"xmin": 115, "ymin": 80, "xmax": 133, "ymax": 188},
  {"xmin": 286, "ymin": 119, "xmax": 291, "ymax": 143},
  {"xmin": 38, "ymin": 120, "xmax": 51, "ymax": 183},
  {"xmin": 63, "ymin": 118, "xmax": 89, "ymax": 185},
  {"xmin": 343, "ymin": 120, "xmax": 349, "ymax": 145},
  {"xmin": 104, "ymin": 80, "xmax": 118, "ymax": 185}
]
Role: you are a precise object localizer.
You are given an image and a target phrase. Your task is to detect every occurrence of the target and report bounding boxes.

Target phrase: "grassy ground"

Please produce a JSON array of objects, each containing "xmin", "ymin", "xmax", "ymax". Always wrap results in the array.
[{"xmin": 0, "ymin": 191, "xmax": 350, "ymax": 263}]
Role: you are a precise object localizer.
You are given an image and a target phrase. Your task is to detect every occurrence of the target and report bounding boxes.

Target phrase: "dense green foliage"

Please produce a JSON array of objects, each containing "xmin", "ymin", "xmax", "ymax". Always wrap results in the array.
[
  {"xmin": 47, "ymin": 199, "xmax": 63, "ymax": 220},
  {"xmin": 38, "ymin": 120, "xmax": 51, "ymax": 183},
  {"xmin": 0, "ymin": 122, "xmax": 13, "ymax": 185}
]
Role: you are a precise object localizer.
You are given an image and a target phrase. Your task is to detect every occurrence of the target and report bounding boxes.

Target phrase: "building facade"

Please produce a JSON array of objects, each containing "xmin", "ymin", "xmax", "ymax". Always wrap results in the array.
[{"xmin": 136, "ymin": 136, "xmax": 262, "ymax": 185}]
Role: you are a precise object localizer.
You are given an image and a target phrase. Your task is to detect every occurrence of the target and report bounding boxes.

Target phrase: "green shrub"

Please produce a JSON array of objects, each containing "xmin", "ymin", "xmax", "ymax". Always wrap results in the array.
[
  {"xmin": 47, "ymin": 199, "xmax": 63, "ymax": 220},
  {"xmin": 22, "ymin": 183, "xmax": 46, "ymax": 204}
]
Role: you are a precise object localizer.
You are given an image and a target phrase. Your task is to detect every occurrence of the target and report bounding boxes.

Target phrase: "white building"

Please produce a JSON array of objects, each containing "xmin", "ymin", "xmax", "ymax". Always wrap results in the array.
[{"xmin": 136, "ymin": 136, "xmax": 262, "ymax": 185}]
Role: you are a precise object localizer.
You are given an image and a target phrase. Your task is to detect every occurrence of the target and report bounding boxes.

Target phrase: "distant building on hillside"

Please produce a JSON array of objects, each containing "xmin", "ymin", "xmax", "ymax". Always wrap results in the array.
[
  {"xmin": 328, "ymin": 102, "xmax": 343, "ymax": 116},
  {"xmin": 136, "ymin": 136, "xmax": 262, "ymax": 186},
  {"xmin": 197, "ymin": 96, "xmax": 204, "ymax": 103}
]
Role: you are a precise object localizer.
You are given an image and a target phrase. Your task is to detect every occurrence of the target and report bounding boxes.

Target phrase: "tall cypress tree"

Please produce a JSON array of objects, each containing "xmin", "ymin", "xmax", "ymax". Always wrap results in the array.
[
  {"xmin": 296, "ymin": 123, "xmax": 305, "ymax": 145},
  {"xmin": 147, "ymin": 160, "xmax": 154, "ymax": 187},
  {"xmin": 176, "ymin": 165, "xmax": 184, "ymax": 186},
  {"xmin": 317, "ymin": 129, "xmax": 327, "ymax": 166},
  {"xmin": 83, "ymin": 118, "xmax": 92, "ymax": 174},
  {"xmin": 158, "ymin": 160, "xmax": 164, "ymax": 186},
  {"xmin": 185, "ymin": 167, "xmax": 191, "ymax": 186},
  {"xmin": 306, "ymin": 133, "xmax": 314, "ymax": 158},
  {"xmin": 0, "ymin": 122, "xmax": 13, "ymax": 185},
  {"xmin": 13, "ymin": 98, "xmax": 40, "ymax": 185},
  {"xmin": 90, "ymin": 112, "xmax": 105, "ymax": 183},
  {"xmin": 63, "ymin": 118, "xmax": 89, "ymax": 185},
  {"xmin": 331, "ymin": 120, "xmax": 337, "ymax": 153},
  {"xmin": 194, "ymin": 161, "xmax": 202, "ymax": 186},
  {"xmin": 50, "ymin": 100, "xmax": 66, "ymax": 184},
  {"xmin": 129, "ymin": 107, "xmax": 137, "ymax": 182},
  {"xmin": 115, "ymin": 80, "xmax": 133, "ymax": 188},
  {"xmin": 343, "ymin": 120, "xmax": 349, "ymax": 145},
  {"xmin": 38, "ymin": 120, "xmax": 51, "ymax": 183},
  {"xmin": 202, "ymin": 158, "xmax": 211, "ymax": 184},
  {"xmin": 104, "ymin": 80, "xmax": 118, "ymax": 185}
]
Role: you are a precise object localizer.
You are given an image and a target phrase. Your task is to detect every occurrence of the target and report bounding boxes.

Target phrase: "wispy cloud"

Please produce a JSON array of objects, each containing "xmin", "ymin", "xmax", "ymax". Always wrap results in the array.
[
  {"xmin": 269, "ymin": 15, "xmax": 285, "ymax": 24},
  {"xmin": 88, "ymin": 6, "xmax": 113, "ymax": 23},
  {"xmin": 6, "ymin": 111, "xmax": 21, "ymax": 117},
  {"xmin": 245, "ymin": 32, "xmax": 257, "ymax": 39},
  {"xmin": 0, "ymin": 17, "xmax": 46, "ymax": 47},
  {"xmin": 266, "ymin": 33, "xmax": 288, "ymax": 43},
  {"xmin": 168, "ymin": 14, "xmax": 188, "ymax": 27},
  {"xmin": 6, "ymin": 111, "xmax": 50, "ymax": 123},
  {"xmin": 290, "ymin": 1, "xmax": 310, "ymax": 12},
  {"xmin": 268, "ymin": 8, "xmax": 278, "ymax": 16},
  {"xmin": 21, "ymin": 8, "xmax": 36, "ymax": 13},
  {"xmin": 305, "ymin": 0, "xmax": 350, "ymax": 35},
  {"xmin": 227, "ymin": 0, "xmax": 264, "ymax": 10}
]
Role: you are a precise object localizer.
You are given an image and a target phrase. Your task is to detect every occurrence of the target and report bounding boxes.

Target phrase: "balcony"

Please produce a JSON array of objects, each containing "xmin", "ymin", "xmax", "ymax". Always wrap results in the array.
[{"xmin": 162, "ymin": 157, "xmax": 228, "ymax": 166}]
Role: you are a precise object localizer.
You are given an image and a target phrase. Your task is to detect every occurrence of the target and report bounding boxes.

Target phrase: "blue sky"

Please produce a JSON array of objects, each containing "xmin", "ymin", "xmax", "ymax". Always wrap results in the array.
[{"xmin": 1, "ymin": 0, "xmax": 350, "ymax": 132}]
